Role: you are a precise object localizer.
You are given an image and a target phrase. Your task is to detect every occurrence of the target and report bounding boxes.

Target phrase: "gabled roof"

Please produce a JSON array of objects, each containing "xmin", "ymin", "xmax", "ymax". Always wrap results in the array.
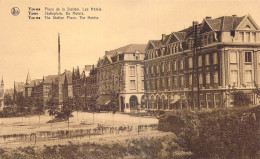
[
  {"xmin": 216, "ymin": 15, "xmax": 246, "ymax": 31},
  {"xmin": 162, "ymin": 35, "xmax": 171, "ymax": 45},
  {"xmin": 60, "ymin": 71, "xmax": 72, "ymax": 85},
  {"xmin": 147, "ymin": 40, "xmax": 161, "ymax": 50},
  {"xmin": 174, "ymin": 32, "xmax": 186, "ymax": 41},
  {"xmin": 107, "ymin": 44, "xmax": 146, "ymax": 56},
  {"xmin": 43, "ymin": 75, "xmax": 58, "ymax": 84}
]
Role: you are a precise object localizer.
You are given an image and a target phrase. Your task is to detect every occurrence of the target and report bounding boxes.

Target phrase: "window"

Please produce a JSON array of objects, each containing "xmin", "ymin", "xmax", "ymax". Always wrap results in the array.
[
  {"xmin": 206, "ymin": 93, "xmax": 212, "ymax": 108},
  {"xmin": 214, "ymin": 72, "xmax": 218, "ymax": 84},
  {"xmin": 230, "ymin": 70, "xmax": 238, "ymax": 86},
  {"xmin": 189, "ymin": 74, "xmax": 193, "ymax": 85},
  {"xmin": 204, "ymin": 35, "xmax": 208, "ymax": 46},
  {"xmin": 208, "ymin": 34, "xmax": 213, "ymax": 44},
  {"xmin": 172, "ymin": 61, "xmax": 176, "ymax": 70},
  {"xmin": 259, "ymin": 53, "xmax": 260, "ymax": 63},
  {"xmin": 168, "ymin": 62, "xmax": 171, "ymax": 72},
  {"xmin": 162, "ymin": 64, "xmax": 165, "ymax": 72},
  {"xmin": 245, "ymin": 52, "xmax": 252, "ymax": 63},
  {"xmin": 141, "ymin": 80, "xmax": 144, "ymax": 89},
  {"xmin": 130, "ymin": 66, "xmax": 135, "ymax": 76},
  {"xmin": 252, "ymin": 32, "xmax": 256, "ymax": 42},
  {"xmin": 239, "ymin": 32, "xmax": 244, "ymax": 42},
  {"xmin": 230, "ymin": 52, "xmax": 237, "ymax": 63},
  {"xmin": 245, "ymin": 70, "xmax": 252, "ymax": 86},
  {"xmin": 130, "ymin": 80, "xmax": 136, "ymax": 89},
  {"xmin": 205, "ymin": 54, "xmax": 210, "ymax": 65},
  {"xmin": 156, "ymin": 80, "xmax": 159, "ymax": 89},
  {"xmin": 189, "ymin": 57, "xmax": 193, "ymax": 68},
  {"xmin": 180, "ymin": 75, "xmax": 184, "ymax": 86},
  {"xmin": 214, "ymin": 93, "xmax": 220, "ymax": 108},
  {"xmin": 213, "ymin": 52, "xmax": 218, "ymax": 64},
  {"xmin": 162, "ymin": 78, "xmax": 165, "ymax": 89},
  {"xmin": 141, "ymin": 66, "xmax": 144, "ymax": 76},
  {"xmin": 173, "ymin": 76, "xmax": 177, "ymax": 87},
  {"xmin": 199, "ymin": 73, "xmax": 203, "ymax": 85},
  {"xmin": 245, "ymin": 32, "xmax": 250, "ymax": 42},
  {"xmin": 179, "ymin": 60, "xmax": 184, "ymax": 70},
  {"xmin": 206, "ymin": 73, "xmax": 210, "ymax": 84},
  {"xmin": 198, "ymin": 56, "xmax": 202, "ymax": 67},
  {"xmin": 156, "ymin": 65, "xmax": 159, "ymax": 73}
]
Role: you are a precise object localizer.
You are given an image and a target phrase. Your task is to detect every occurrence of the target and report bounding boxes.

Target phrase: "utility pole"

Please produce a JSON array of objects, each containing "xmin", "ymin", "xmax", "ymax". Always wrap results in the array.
[{"xmin": 192, "ymin": 21, "xmax": 201, "ymax": 110}]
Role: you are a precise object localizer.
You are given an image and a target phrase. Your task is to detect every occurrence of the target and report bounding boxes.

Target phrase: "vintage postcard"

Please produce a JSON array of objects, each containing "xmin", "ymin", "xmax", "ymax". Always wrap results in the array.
[{"xmin": 0, "ymin": 0, "xmax": 259, "ymax": 158}]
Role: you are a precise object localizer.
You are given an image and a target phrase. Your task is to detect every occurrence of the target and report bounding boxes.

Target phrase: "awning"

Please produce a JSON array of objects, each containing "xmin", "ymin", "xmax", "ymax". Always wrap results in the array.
[{"xmin": 97, "ymin": 95, "xmax": 110, "ymax": 105}]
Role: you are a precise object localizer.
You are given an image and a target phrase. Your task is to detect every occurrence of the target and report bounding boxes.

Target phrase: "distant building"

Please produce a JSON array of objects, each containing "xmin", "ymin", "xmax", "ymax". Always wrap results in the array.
[
  {"xmin": 97, "ymin": 44, "xmax": 146, "ymax": 112},
  {"xmin": 52, "ymin": 70, "xmax": 73, "ymax": 103},
  {"xmin": 85, "ymin": 65, "xmax": 98, "ymax": 110},
  {"xmin": 24, "ymin": 70, "xmax": 32, "ymax": 98},
  {"xmin": 0, "ymin": 78, "xmax": 4, "ymax": 110},
  {"xmin": 72, "ymin": 65, "xmax": 92, "ymax": 109},
  {"xmin": 31, "ymin": 75, "xmax": 58, "ymax": 106}
]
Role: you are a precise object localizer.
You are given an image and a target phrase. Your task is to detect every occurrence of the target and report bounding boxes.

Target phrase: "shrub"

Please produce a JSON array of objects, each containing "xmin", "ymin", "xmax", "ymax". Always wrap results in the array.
[
  {"xmin": 159, "ymin": 106, "xmax": 260, "ymax": 159},
  {"xmin": 231, "ymin": 91, "xmax": 252, "ymax": 107}
]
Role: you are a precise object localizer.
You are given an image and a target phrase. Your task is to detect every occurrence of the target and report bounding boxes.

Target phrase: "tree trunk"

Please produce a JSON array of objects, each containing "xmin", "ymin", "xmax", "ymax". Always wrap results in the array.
[
  {"xmin": 51, "ymin": 115, "xmax": 53, "ymax": 133},
  {"xmin": 93, "ymin": 112, "xmax": 94, "ymax": 124},
  {"xmin": 68, "ymin": 117, "xmax": 70, "ymax": 130},
  {"xmin": 112, "ymin": 113, "xmax": 114, "ymax": 128},
  {"xmin": 39, "ymin": 114, "xmax": 40, "ymax": 128}
]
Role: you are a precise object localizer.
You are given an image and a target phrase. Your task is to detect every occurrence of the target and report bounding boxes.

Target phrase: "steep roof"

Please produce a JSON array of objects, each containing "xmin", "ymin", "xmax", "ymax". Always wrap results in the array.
[
  {"xmin": 60, "ymin": 71, "xmax": 72, "ymax": 85},
  {"xmin": 150, "ymin": 40, "xmax": 161, "ymax": 49},
  {"xmin": 106, "ymin": 44, "xmax": 147, "ymax": 57},
  {"xmin": 43, "ymin": 75, "xmax": 58, "ymax": 84}
]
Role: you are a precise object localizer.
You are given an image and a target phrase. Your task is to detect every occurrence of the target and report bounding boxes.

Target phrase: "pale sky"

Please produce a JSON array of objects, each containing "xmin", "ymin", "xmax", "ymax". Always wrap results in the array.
[{"xmin": 0, "ymin": 0, "xmax": 260, "ymax": 89}]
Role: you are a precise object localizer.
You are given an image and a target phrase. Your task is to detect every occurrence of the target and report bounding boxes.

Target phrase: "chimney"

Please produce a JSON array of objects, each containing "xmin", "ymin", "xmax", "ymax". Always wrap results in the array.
[
  {"xmin": 205, "ymin": 16, "xmax": 211, "ymax": 20},
  {"xmin": 193, "ymin": 21, "xmax": 199, "ymax": 26},
  {"xmin": 162, "ymin": 34, "xmax": 166, "ymax": 41}
]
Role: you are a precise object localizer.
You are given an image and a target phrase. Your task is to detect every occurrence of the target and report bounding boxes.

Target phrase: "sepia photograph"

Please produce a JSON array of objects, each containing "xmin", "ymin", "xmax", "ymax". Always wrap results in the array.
[{"xmin": 0, "ymin": 0, "xmax": 259, "ymax": 158}]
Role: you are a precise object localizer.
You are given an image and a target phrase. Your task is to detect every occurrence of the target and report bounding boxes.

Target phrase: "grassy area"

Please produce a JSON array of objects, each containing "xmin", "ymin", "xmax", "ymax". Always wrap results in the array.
[{"xmin": 0, "ymin": 133, "xmax": 194, "ymax": 159}]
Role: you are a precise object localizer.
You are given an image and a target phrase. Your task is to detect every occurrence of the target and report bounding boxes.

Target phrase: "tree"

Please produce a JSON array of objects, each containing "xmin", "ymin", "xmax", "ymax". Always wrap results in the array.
[
  {"xmin": 108, "ymin": 92, "xmax": 119, "ymax": 128},
  {"xmin": 4, "ymin": 94, "xmax": 13, "ymax": 106},
  {"xmin": 25, "ymin": 97, "xmax": 35, "ymax": 124},
  {"xmin": 89, "ymin": 94, "xmax": 99, "ymax": 124},
  {"xmin": 62, "ymin": 97, "xmax": 74, "ymax": 130},
  {"xmin": 108, "ymin": 92, "xmax": 119, "ymax": 113},
  {"xmin": 47, "ymin": 97, "xmax": 59, "ymax": 132},
  {"xmin": 16, "ymin": 92, "xmax": 26, "ymax": 122},
  {"xmin": 231, "ymin": 91, "xmax": 252, "ymax": 107},
  {"xmin": 35, "ymin": 98, "xmax": 44, "ymax": 128},
  {"xmin": 74, "ymin": 94, "xmax": 83, "ymax": 121}
]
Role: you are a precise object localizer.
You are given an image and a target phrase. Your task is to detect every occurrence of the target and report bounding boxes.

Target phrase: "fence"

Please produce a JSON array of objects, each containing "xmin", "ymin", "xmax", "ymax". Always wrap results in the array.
[{"xmin": 0, "ymin": 123, "xmax": 171, "ymax": 145}]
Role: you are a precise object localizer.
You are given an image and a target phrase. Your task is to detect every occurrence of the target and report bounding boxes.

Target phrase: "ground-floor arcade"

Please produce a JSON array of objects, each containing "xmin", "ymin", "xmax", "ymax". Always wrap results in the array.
[{"xmin": 119, "ymin": 93, "xmax": 145, "ymax": 112}]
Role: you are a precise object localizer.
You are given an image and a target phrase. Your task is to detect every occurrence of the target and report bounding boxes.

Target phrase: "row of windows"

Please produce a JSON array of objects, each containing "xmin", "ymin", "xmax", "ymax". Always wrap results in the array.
[
  {"xmin": 146, "ymin": 52, "xmax": 218, "ymax": 74},
  {"xmin": 238, "ymin": 31, "xmax": 257, "ymax": 43},
  {"xmin": 130, "ymin": 80, "xmax": 144, "ymax": 90},
  {"xmin": 129, "ymin": 66, "xmax": 144, "ymax": 76},
  {"xmin": 230, "ymin": 69, "xmax": 253, "ymax": 86},
  {"xmin": 230, "ymin": 51, "xmax": 253, "ymax": 63},
  {"xmin": 147, "ymin": 72, "xmax": 219, "ymax": 90}
]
